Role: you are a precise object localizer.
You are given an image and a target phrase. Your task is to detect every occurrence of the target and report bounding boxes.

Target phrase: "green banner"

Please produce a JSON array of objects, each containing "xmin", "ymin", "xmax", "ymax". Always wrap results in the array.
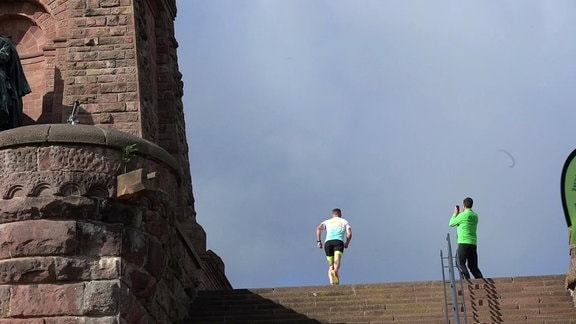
[{"xmin": 561, "ymin": 149, "xmax": 576, "ymax": 244}]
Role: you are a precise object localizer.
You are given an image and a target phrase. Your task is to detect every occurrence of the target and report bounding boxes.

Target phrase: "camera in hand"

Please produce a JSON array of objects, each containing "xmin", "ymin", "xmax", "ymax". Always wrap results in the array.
[{"xmin": 456, "ymin": 205, "xmax": 460, "ymax": 213}]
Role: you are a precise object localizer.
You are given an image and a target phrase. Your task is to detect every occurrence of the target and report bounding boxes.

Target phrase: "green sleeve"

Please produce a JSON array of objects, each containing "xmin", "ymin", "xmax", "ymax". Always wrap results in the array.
[{"xmin": 449, "ymin": 213, "xmax": 461, "ymax": 227}]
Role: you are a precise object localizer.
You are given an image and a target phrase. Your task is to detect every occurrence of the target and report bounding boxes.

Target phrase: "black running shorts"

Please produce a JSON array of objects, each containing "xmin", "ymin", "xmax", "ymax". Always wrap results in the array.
[{"xmin": 324, "ymin": 239, "xmax": 345, "ymax": 257}]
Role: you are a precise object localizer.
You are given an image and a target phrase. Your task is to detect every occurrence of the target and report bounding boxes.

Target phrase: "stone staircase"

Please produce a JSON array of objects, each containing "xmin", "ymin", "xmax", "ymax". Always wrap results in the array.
[{"xmin": 186, "ymin": 275, "xmax": 576, "ymax": 323}]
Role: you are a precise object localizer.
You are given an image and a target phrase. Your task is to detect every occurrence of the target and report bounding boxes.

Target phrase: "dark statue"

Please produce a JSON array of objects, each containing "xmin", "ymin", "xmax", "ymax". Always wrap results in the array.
[{"xmin": 0, "ymin": 35, "xmax": 31, "ymax": 131}]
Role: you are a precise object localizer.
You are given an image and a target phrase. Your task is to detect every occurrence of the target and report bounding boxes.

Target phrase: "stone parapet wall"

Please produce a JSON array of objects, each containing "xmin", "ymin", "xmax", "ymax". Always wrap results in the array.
[
  {"xmin": 0, "ymin": 125, "xmax": 227, "ymax": 323},
  {"xmin": 200, "ymin": 250, "xmax": 232, "ymax": 291}
]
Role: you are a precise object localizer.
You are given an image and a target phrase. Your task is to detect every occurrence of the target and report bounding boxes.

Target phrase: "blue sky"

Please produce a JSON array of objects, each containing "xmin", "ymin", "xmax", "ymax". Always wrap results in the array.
[{"xmin": 175, "ymin": 1, "xmax": 576, "ymax": 288}]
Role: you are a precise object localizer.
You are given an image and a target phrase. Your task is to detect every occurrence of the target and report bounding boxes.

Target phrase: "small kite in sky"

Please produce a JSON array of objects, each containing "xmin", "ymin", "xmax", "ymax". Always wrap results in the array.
[{"xmin": 498, "ymin": 149, "xmax": 515, "ymax": 168}]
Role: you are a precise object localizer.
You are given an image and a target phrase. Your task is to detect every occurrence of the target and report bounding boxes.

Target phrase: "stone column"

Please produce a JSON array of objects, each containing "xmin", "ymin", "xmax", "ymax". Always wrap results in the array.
[{"xmin": 0, "ymin": 124, "xmax": 215, "ymax": 323}]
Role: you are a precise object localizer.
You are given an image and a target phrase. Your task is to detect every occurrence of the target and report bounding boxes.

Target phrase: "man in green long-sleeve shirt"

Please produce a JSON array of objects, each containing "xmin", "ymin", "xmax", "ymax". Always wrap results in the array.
[{"xmin": 449, "ymin": 197, "xmax": 483, "ymax": 279}]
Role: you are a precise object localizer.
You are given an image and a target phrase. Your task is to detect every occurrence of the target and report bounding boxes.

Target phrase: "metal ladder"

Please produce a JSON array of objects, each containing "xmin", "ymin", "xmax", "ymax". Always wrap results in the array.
[{"xmin": 440, "ymin": 233, "xmax": 468, "ymax": 324}]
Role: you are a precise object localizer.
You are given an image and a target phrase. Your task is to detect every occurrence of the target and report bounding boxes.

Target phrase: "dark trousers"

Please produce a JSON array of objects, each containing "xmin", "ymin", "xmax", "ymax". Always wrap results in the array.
[{"xmin": 457, "ymin": 244, "xmax": 483, "ymax": 279}]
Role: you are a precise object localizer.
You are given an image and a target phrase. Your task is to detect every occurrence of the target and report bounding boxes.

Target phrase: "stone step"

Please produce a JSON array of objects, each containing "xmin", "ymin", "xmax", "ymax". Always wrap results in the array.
[
  {"xmin": 238, "ymin": 286, "xmax": 567, "ymax": 301},
  {"xmin": 186, "ymin": 275, "xmax": 576, "ymax": 323}
]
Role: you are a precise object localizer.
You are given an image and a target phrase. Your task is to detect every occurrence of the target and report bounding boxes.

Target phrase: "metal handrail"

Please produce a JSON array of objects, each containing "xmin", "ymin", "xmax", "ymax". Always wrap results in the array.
[
  {"xmin": 454, "ymin": 249, "xmax": 469, "ymax": 322},
  {"xmin": 440, "ymin": 249, "xmax": 450, "ymax": 324},
  {"xmin": 446, "ymin": 234, "xmax": 461, "ymax": 324},
  {"xmin": 67, "ymin": 100, "xmax": 80, "ymax": 125},
  {"xmin": 440, "ymin": 233, "xmax": 468, "ymax": 324}
]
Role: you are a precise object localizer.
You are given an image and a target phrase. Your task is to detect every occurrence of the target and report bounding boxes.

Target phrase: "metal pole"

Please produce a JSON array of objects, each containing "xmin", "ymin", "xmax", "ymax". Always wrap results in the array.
[
  {"xmin": 440, "ymin": 250, "xmax": 450, "ymax": 324},
  {"xmin": 458, "ymin": 270, "xmax": 469, "ymax": 324},
  {"xmin": 67, "ymin": 100, "xmax": 80, "ymax": 125},
  {"xmin": 446, "ymin": 233, "xmax": 461, "ymax": 324}
]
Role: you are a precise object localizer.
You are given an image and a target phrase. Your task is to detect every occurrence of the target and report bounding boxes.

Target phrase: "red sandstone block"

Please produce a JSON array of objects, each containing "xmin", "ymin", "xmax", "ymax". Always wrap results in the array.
[
  {"xmin": 101, "ymin": 0, "xmax": 121, "ymax": 8},
  {"xmin": 9, "ymin": 283, "xmax": 84, "ymax": 316},
  {"xmin": 145, "ymin": 238, "xmax": 166, "ymax": 280},
  {"xmin": 0, "ymin": 220, "xmax": 77, "ymax": 260},
  {"xmin": 498, "ymin": 296, "xmax": 541, "ymax": 307},
  {"xmin": 54, "ymin": 256, "xmax": 120, "ymax": 281},
  {"xmin": 42, "ymin": 317, "xmax": 120, "ymax": 324},
  {"xmin": 82, "ymin": 280, "xmax": 121, "ymax": 315},
  {"xmin": 0, "ymin": 286, "xmax": 10, "ymax": 317},
  {"xmin": 122, "ymin": 265, "xmax": 156, "ymax": 298},
  {"xmin": 539, "ymin": 302, "xmax": 576, "ymax": 314},
  {"xmin": 76, "ymin": 221, "xmax": 122, "ymax": 256},
  {"xmin": 124, "ymin": 300, "xmax": 152, "ymax": 324},
  {"xmin": 0, "ymin": 257, "xmax": 56, "ymax": 284},
  {"xmin": 42, "ymin": 318, "xmax": 78, "ymax": 324},
  {"xmin": 530, "ymin": 313, "xmax": 576, "ymax": 321},
  {"xmin": 121, "ymin": 228, "xmax": 148, "ymax": 266},
  {"xmin": 0, "ymin": 319, "xmax": 44, "ymax": 324},
  {"xmin": 540, "ymin": 295, "xmax": 574, "ymax": 303}
]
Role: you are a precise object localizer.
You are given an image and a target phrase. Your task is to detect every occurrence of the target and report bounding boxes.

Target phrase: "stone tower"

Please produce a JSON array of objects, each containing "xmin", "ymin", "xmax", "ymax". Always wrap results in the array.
[{"xmin": 0, "ymin": 0, "xmax": 230, "ymax": 322}]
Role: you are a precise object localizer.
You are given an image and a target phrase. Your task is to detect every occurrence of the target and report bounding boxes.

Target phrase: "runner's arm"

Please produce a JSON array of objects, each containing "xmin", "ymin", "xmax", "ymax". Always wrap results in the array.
[
  {"xmin": 316, "ymin": 223, "xmax": 324, "ymax": 248},
  {"xmin": 344, "ymin": 226, "xmax": 352, "ymax": 248}
]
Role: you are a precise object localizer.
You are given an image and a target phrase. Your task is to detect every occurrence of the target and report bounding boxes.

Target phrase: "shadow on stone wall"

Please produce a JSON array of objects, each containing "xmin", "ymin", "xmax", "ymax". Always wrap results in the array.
[{"xmin": 22, "ymin": 67, "xmax": 81, "ymax": 126}]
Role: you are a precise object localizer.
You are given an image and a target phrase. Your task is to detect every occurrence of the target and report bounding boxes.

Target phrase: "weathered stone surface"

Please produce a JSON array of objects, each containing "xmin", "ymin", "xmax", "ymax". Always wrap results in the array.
[
  {"xmin": 41, "ymin": 318, "xmax": 78, "ymax": 324},
  {"xmin": 164, "ymin": 278, "xmax": 189, "ymax": 321},
  {"xmin": 0, "ymin": 196, "xmax": 99, "ymax": 224},
  {"xmin": 199, "ymin": 250, "xmax": 231, "ymax": 291},
  {"xmin": 154, "ymin": 280, "xmax": 174, "ymax": 319},
  {"xmin": 83, "ymin": 280, "xmax": 120, "ymax": 315},
  {"xmin": 100, "ymin": 199, "xmax": 142, "ymax": 225},
  {"xmin": 0, "ymin": 257, "xmax": 56, "ymax": 284},
  {"xmin": 124, "ymin": 266, "xmax": 156, "ymax": 298},
  {"xmin": 143, "ymin": 210, "xmax": 169, "ymax": 242},
  {"xmin": 0, "ymin": 172, "xmax": 115, "ymax": 202},
  {"xmin": 0, "ymin": 124, "xmax": 51, "ymax": 148},
  {"xmin": 0, "ymin": 220, "xmax": 77, "ymax": 260},
  {"xmin": 172, "ymin": 230, "xmax": 201, "ymax": 292},
  {"xmin": 180, "ymin": 217, "xmax": 207, "ymax": 252},
  {"xmin": 38, "ymin": 145, "xmax": 120, "ymax": 174},
  {"xmin": 9, "ymin": 283, "xmax": 84, "ymax": 316},
  {"xmin": 0, "ymin": 319, "xmax": 44, "ymax": 324},
  {"xmin": 54, "ymin": 257, "xmax": 120, "ymax": 281},
  {"xmin": 121, "ymin": 228, "xmax": 148, "ymax": 266},
  {"xmin": 79, "ymin": 318, "xmax": 119, "ymax": 324},
  {"xmin": 123, "ymin": 301, "xmax": 151, "ymax": 324},
  {"xmin": 146, "ymin": 237, "xmax": 166, "ymax": 280},
  {"xmin": 40, "ymin": 197, "xmax": 100, "ymax": 219},
  {"xmin": 47, "ymin": 124, "xmax": 107, "ymax": 145},
  {"xmin": 77, "ymin": 221, "xmax": 122, "ymax": 256},
  {"xmin": 2, "ymin": 147, "xmax": 38, "ymax": 173},
  {"xmin": 0, "ymin": 317, "xmax": 119, "ymax": 324},
  {"xmin": 144, "ymin": 298, "xmax": 170, "ymax": 324},
  {"xmin": 0, "ymin": 197, "xmax": 41, "ymax": 222},
  {"xmin": 0, "ymin": 286, "xmax": 10, "ymax": 317},
  {"xmin": 117, "ymin": 169, "xmax": 158, "ymax": 198},
  {"xmin": 43, "ymin": 318, "xmax": 119, "ymax": 324}
]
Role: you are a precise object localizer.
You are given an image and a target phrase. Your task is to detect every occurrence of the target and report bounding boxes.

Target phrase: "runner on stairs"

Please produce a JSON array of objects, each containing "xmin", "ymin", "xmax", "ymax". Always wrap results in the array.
[{"xmin": 316, "ymin": 208, "xmax": 352, "ymax": 285}]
